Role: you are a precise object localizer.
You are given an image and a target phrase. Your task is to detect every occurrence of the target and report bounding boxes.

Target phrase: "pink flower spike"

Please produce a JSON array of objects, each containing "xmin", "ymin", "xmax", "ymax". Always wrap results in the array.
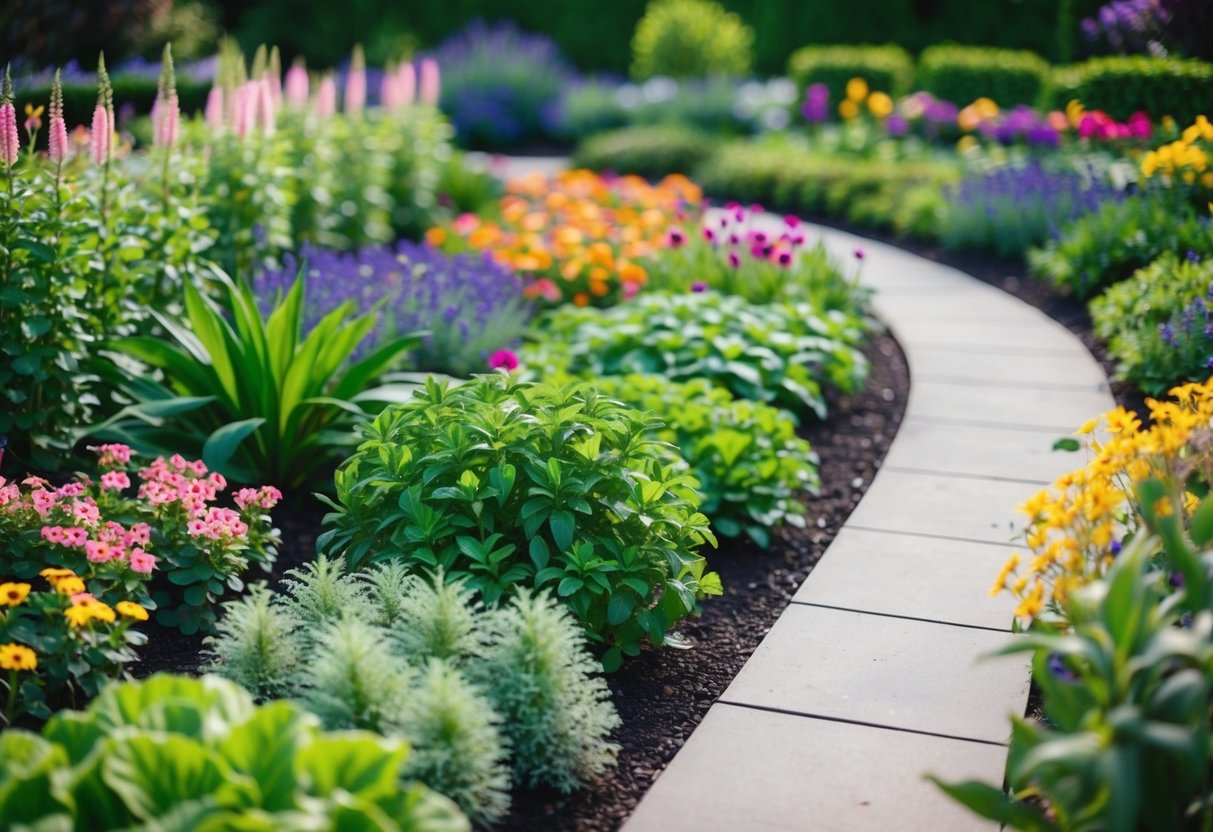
[
  {"xmin": 345, "ymin": 63, "xmax": 366, "ymax": 114},
  {"xmin": 316, "ymin": 76, "xmax": 337, "ymax": 119},
  {"xmin": 89, "ymin": 104, "xmax": 109, "ymax": 164},
  {"xmin": 48, "ymin": 116, "xmax": 68, "ymax": 162},
  {"xmin": 153, "ymin": 92, "xmax": 179, "ymax": 149},
  {"xmin": 398, "ymin": 63, "xmax": 416, "ymax": 104},
  {"xmin": 488, "ymin": 349, "xmax": 520, "ymax": 372},
  {"xmin": 257, "ymin": 78, "xmax": 276, "ymax": 136},
  {"xmin": 205, "ymin": 87, "xmax": 224, "ymax": 132},
  {"xmin": 419, "ymin": 58, "xmax": 440, "ymax": 105},
  {"xmin": 285, "ymin": 64, "xmax": 309, "ymax": 106},
  {"xmin": 0, "ymin": 102, "xmax": 18, "ymax": 168}
]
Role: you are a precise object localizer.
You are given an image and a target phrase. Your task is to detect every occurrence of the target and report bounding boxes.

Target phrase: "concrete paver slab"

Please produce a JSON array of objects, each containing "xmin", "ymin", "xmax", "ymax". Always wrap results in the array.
[
  {"xmin": 721, "ymin": 605, "xmax": 1029, "ymax": 742},
  {"xmin": 880, "ymin": 417, "xmax": 1074, "ymax": 484}
]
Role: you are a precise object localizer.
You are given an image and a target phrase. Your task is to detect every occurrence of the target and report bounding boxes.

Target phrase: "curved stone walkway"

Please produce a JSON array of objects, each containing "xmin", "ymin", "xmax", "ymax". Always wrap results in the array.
[
  {"xmin": 622, "ymin": 221, "xmax": 1116, "ymax": 831},
  {"xmin": 488, "ymin": 157, "xmax": 1116, "ymax": 829}
]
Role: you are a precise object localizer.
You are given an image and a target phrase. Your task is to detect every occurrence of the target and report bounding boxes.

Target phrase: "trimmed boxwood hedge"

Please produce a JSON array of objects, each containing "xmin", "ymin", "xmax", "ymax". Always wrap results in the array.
[
  {"xmin": 918, "ymin": 45, "xmax": 1049, "ymax": 107},
  {"xmin": 787, "ymin": 44, "xmax": 914, "ymax": 108},
  {"xmin": 1044, "ymin": 56, "xmax": 1213, "ymax": 122},
  {"xmin": 13, "ymin": 76, "xmax": 211, "ymax": 133},
  {"xmin": 572, "ymin": 124, "xmax": 716, "ymax": 179}
]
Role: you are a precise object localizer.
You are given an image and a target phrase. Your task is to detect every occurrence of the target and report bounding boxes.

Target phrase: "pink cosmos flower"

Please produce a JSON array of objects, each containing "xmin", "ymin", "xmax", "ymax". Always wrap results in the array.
[{"xmin": 488, "ymin": 350, "xmax": 520, "ymax": 371}]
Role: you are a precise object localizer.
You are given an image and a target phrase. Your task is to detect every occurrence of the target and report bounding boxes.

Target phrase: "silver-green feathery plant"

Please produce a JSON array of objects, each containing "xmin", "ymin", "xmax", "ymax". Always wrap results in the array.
[
  {"xmin": 477, "ymin": 590, "xmax": 621, "ymax": 792},
  {"xmin": 357, "ymin": 561, "xmax": 416, "ymax": 629},
  {"xmin": 396, "ymin": 658, "xmax": 513, "ymax": 826},
  {"xmin": 297, "ymin": 616, "xmax": 412, "ymax": 733},
  {"xmin": 392, "ymin": 570, "xmax": 488, "ymax": 665},
  {"xmin": 202, "ymin": 584, "xmax": 301, "ymax": 698},
  {"xmin": 280, "ymin": 554, "xmax": 372, "ymax": 625}
]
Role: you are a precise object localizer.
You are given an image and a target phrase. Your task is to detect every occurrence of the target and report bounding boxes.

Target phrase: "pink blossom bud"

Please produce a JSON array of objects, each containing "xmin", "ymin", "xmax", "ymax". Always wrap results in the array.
[
  {"xmin": 380, "ymin": 73, "xmax": 399, "ymax": 110},
  {"xmin": 316, "ymin": 76, "xmax": 337, "ymax": 118},
  {"xmin": 232, "ymin": 84, "xmax": 252, "ymax": 138},
  {"xmin": 205, "ymin": 86, "xmax": 224, "ymax": 131},
  {"xmin": 89, "ymin": 104, "xmax": 109, "ymax": 165},
  {"xmin": 153, "ymin": 92, "xmax": 179, "ymax": 148},
  {"xmin": 398, "ymin": 63, "xmax": 416, "ymax": 105},
  {"xmin": 419, "ymin": 58, "xmax": 440, "ymax": 105},
  {"xmin": 285, "ymin": 65, "xmax": 309, "ymax": 106},
  {"xmin": 256, "ymin": 78, "xmax": 275, "ymax": 136},
  {"xmin": 48, "ymin": 116, "xmax": 68, "ymax": 162},
  {"xmin": 0, "ymin": 102, "xmax": 19, "ymax": 167}
]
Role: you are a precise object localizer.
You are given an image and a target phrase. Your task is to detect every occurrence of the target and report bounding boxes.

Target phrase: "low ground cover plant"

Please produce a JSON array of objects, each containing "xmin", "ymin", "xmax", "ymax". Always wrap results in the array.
[
  {"xmin": 255, "ymin": 241, "xmax": 531, "ymax": 377},
  {"xmin": 1091, "ymin": 253, "xmax": 1213, "ymax": 392},
  {"xmin": 318, "ymin": 375, "xmax": 720, "ymax": 672},
  {"xmin": 205, "ymin": 559, "xmax": 620, "ymax": 821},
  {"xmin": 0, "ymin": 673, "xmax": 470, "ymax": 831},
  {"xmin": 522, "ymin": 290, "xmax": 870, "ymax": 420}
]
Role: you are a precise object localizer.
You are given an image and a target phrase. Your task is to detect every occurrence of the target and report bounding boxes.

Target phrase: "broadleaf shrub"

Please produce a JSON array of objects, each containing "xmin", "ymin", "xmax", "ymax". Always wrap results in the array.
[
  {"xmin": 630, "ymin": 0, "xmax": 754, "ymax": 80},
  {"xmin": 318, "ymin": 376, "xmax": 721, "ymax": 667},
  {"xmin": 918, "ymin": 45, "xmax": 1049, "ymax": 108},
  {"xmin": 522, "ymin": 290, "xmax": 870, "ymax": 420},
  {"xmin": 0, "ymin": 674, "xmax": 470, "ymax": 831},
  {"xmin": 573, "ymin": 124, "xmax": 717, "ymax": 179}
]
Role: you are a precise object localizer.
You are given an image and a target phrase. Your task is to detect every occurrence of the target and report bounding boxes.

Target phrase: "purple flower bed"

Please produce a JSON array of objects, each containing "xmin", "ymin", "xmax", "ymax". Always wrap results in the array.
[
  {"xmin": 941, "ymin": 160, "xmax": 1127, "ymax": 256},
  {"xmin": 429, "ymin": 19, "xmax": 578, "ymax": 148},
  {"xmin": 256, "ymin": 241, "xmax": 532, "ymax": 377}
]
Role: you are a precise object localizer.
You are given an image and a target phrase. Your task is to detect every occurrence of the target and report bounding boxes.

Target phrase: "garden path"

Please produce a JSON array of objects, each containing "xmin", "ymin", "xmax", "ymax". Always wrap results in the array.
[
  {"xmin": 623, "ymin": 217, "xmax": 1116, "ymax": 831},
  {"xmin": 491, "ymin": 157, "xmax": 1115, "ymax": 830}
]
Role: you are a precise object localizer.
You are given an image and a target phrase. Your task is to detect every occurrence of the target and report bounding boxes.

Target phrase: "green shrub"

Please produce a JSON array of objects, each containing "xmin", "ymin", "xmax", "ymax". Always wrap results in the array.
[
  {"xmin": 631, "ymin": 0, "xmax": 754, "ymax": 80},
  {"xmin": 93, "ymin": 271, "xmax": 421, "ymax": 488},
  {"xmin": 0, "ymin": 674, "xmax": 469, "ymax": 832},
  {"xmin": 918, "ymin": 45, "xmax": 1049, "ymax": 107},
  {"xmin": 588, "ymin": 375, "xmax": 819, "ymax": 545},
  {"xmin": 693, "ymin": 141, "xmax": 959, "ymax": 234},
  {"xmin": 1090, "ymin": 254, "xmax": 1213, "ymax": 394},
  {"xmin": 787, "ymin": 44, "xmax": 914, "ymax": 109},
  {"xmin": 1044, "ymin": 56, "xmax": 1213, "ymax": 122},
  {"xmin": 524, "ymin": 291, "xmax": 869, "ymax": 420},
  {"xmin": 201, "ymin": 585, "xmax": 301, "ymax": 699},
  {"xmin": 298, "ymin": 617, "xmax": 413, "ymax": 734},
  {"xmin": 318, "ymin": 376, "xmax": 721, "ymax": 669},
  {"xmin": 573, "ymin": 124, "xmax": 716, "ymax": 178},
  {"xmin": 1028, "ymin": 191, "xmax": 1213, "ymax": 299},
  {"xmin": 476, "ymin": 590, "xmax": 622, "ymax": 792}
]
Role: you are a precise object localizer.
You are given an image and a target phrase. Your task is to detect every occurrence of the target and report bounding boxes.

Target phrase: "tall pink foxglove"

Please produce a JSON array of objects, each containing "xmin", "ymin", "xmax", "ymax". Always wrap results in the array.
[
  {"xmin": 205, "ymin": 86, "xmax": 224, "ymax": 132},
  {"xmin": 0, "ymin": 67, "xmax": 18, "ymax": 168},
  {"xmin": 316, "ymin": 76, "xmax": 337, "ymax": 118},
  {"xmin": 154, "ymin": 93, "xmax": 179, "ymax": 148},
  {"xmin": 380, "ymin": 69, "xmax": 399, "ymax": 110},
  {"xmin": 256, "ymin": 78, "xmax": 276, "ymax": 136},
  {"xmin": 232, "ymin": 83, "xmax": 252, "ymax": 138},
  {"xmin": 89, "ymin": 104, "xmax": 109, "ymax": 165},
  {"xmin": 285, "ymin": 62, "xmax": 308, "ymax": 106},
  {"xmin": 48, "ymin": 69, "xmax": 68, "ymax": 162},
  {"xmin": 419, "ymin": 58, "xmax": 440, "ymax": 105},
  {"xmin": 398, "ymin": 62, "xmax": 416, "ymax": 105}
]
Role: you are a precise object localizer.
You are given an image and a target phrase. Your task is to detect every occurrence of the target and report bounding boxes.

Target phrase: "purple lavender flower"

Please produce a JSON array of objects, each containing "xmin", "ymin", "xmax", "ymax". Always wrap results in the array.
[
  {"xmin": 1047, "ymin": 653, "xmax": 1078, "ymax": 683},
  {"xmin": 256, "ymin": 241, "xmax": 531, "ymax": 376}
]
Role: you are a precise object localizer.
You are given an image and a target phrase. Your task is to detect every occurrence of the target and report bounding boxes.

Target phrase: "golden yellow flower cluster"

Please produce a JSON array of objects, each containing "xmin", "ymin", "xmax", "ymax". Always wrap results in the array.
[
  {"xmin": 957, "ymin": 97, "xmax": 1000, "ymax": 133},
  {"xmin": 991, "ymin": 378, "xmax": 1213, "ymax": 624},
  {"xmin": 1141, "ymin": 115, "xmax": 1213, "ymax": 190},
  {"xmin": 0, "ymin": 582, "xmax": 31, "ymax": 607},
  {"xmin": 838, "ymin": 77, "xmax": 894, "ymax": 120},
  {"xmin": 430, "ymin": 170, "xmax": 701, "ymax": 307},
  {"xmin": 0, "ymin": 643, "xmax": 36, "ymax": 672},
  {"xmin": 36, "ymin": 568, "xmax": 148, "ymax": 628}
]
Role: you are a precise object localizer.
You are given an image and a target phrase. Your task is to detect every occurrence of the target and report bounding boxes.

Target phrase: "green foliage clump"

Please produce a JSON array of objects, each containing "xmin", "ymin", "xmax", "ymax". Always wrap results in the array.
[
  {"xmin": 918, "ymin": 45, "xmax": 1050, "ymax": 107},
  {"xmin": 319, "ymin": 376, "xmax": 720, "ymax": 668},
  {"xmin": 787, "ymin": 44, "xmax": 914, "ymax": 110},
  {"xmin": 524, "ymin": 291, "xmax": 870, "ymax": 420},
  {"xmin": 588, "ymin": 374, "xmax": 818, "ymax": 545},
  {"xmin": 0, "ymin": 674, "xmax": 469, "ymax": 832},
  {"xmin": 631, "ymin": 0, "xmax": 754, "ymax": 80},
  {"xmin": 94, "ymin": 271, "xmax": 421, "ymax": 488},
  {"xmin": 201, "ymin": 585, "xmax": 301, "ymax": 699},
  {"xmin": 206, "ymin": 562, "xmax": 620, "ymax": 818},
  {"xmin": 1028, "ymin": 191, "xmax": 1213, "ymax": 299},
  {"xmin": 693, "ymin": 141, "xmax": 959, "ymax": 235},
  {"xmin": 573, "ymin": 124, "xmax": 717, "ymax": 179},
  {"xmin": 477, "ymin": 590, "xmax": 621, "ymax": 793},
  {"xmin": 1044, "ymin": 55, "xmax": 1213, "ymax": 123},
  {"xmin": 1090, "ymin": 254, "xmax": 1213, "ymax": 394}
]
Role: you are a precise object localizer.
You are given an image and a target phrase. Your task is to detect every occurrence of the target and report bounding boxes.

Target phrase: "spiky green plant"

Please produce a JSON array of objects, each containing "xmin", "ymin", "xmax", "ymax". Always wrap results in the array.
[
  {"xmin": 392, "ymin": 571, "xmax": 488, "ymax": 665},
  {"xmin": 281, "ymin": 554, "xmax": 371, "ymax": 626},
  {"xmin": 297, "ymin": 617, "xmax": 412, "ymax": 733},
  {"xmin": 202, "ymin": 584, "xmax": 301, "ymax": 698}
]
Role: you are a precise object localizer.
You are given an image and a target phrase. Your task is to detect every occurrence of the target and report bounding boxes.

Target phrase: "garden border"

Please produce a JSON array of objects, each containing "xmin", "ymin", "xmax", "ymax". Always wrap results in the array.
[{"xmin": 619, "ymin": 217, "xmax": 1117, "ymax": 831}]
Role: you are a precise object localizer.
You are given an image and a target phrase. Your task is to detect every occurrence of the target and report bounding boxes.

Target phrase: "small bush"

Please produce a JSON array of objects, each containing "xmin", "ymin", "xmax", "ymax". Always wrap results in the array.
[
  {"xmin": 918, "ymin": 45, "xmax": 1050, "ymax": 107},
  {"xmin": 201, "ymin": 585, "xmax": 301, "ymax": 699},
  {"xmin": 477, "ymin": 590, "xmax": 621, "ymax": 792},
  {"xmin": 522, "ymin": 290, "xmax": 869, "ymax": 420},
  {"xmin": 319, "ymin": 375, "xmax": 721, "ymax": 669},
  {"xmin": 1091, "ymin": 253, "xmax": 1213, "ymax": 393},
  {"xmin": 787, "ymin": 44, "xmax": 914, "ymax": 112},
  {"xmin": 573, "ymin": 124, "xmax": 716, "ymax": 178},
  {"xmin": 1028, "ymin": 191, "xmax": 1213, "ymax": 299},
  {"xmin": 631, "ymin": 0, "xmax": 754, "ymax": 80},
  {"xmin": 1044, "ymin": 56, "xmax": 1213, "ymax": 122}
]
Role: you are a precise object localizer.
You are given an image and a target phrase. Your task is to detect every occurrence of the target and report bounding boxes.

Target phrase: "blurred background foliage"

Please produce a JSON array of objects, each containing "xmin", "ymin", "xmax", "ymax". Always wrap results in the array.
[{"xmin": 3, "ymin": 0, "xmax": 1158, "ymax": 72}]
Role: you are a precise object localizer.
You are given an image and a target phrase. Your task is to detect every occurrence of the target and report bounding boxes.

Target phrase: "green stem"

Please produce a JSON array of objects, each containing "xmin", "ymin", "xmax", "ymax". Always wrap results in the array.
[{"xmin": 2, "ymin": 669, "xmax": 15, "ymax": 727}]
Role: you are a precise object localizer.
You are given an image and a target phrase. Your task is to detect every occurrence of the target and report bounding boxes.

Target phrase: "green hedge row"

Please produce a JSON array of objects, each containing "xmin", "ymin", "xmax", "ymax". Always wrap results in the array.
[
  {"xmin": 787, "ymin": 44, "xmax": 914, "ymax": 104},
  {"xmin": 1043, "ymin": 56, "xmax": 1213, "ymax": 123},
  {"xmin": 918, "ymin": 45, "xmax": 1049, "ymax": 107},
  {"xmin": 13, "ymin": 77, "xmax": 211, "ymax": 131}
]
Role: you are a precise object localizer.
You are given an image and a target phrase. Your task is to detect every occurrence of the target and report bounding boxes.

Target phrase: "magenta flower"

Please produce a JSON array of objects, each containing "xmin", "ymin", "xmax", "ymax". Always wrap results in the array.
[
  {"xmin": 854, "ymin": 247, "xmax": 865, "ymax": 260},
  {"xmin": 666, "ymin": 228, "xmax": 686, "ymax": 248},
  {"xmin": 728, "ymin": 252, "xmax": 741, "ymax": 268},
  {"xmin": 488, "ymin": 349, "xmax": 519, "ymax": 371},
  {"xmin": 691, "ymin": 281, "xmax": 708, "ymax": 292}
]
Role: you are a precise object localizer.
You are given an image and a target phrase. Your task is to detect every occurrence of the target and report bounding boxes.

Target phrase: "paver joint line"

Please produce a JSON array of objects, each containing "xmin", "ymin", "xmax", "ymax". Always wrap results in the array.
[
  {"xmin": 841, "ymin": 524, "xmax": 1020, "ymax": 549},
  {"xmin": 713, "ymin": 700, "xmax": 1011, "ymax": 749},
  {"xmin": 790, "ymin": 601, "xmax": 1012, "ymax": 634}
]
